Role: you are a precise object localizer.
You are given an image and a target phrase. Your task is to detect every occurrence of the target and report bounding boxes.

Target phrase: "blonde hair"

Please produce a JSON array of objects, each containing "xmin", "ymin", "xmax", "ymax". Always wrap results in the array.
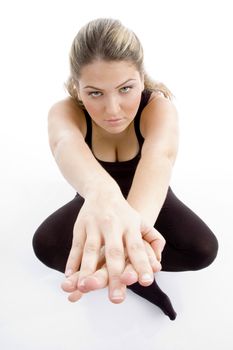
[{"xmin": 65, "ymin": 18, "xmax": 173, "ymax": 105}]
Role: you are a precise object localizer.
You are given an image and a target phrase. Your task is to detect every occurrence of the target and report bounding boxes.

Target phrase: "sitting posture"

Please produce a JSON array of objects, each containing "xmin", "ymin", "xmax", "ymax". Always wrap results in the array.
[{"xmin": 32, "ymin": 18, "xmax": 218, "ymax": 320}]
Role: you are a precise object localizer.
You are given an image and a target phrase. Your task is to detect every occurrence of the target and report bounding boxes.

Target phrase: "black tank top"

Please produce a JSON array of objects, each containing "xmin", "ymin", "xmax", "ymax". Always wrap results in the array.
[{"xmin": 84, "ymin": 89, "xmax": 152, "ymax": 196}]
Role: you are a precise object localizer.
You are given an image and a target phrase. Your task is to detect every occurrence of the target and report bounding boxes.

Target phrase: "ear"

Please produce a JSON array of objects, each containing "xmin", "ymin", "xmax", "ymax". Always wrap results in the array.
[
  {"xmin": 76, "ymin": 87, "xmax": 82, "ymax": 101},
  {"xmin": 72, "ymin": 79, "xmax": 81, "ymax": 98}
]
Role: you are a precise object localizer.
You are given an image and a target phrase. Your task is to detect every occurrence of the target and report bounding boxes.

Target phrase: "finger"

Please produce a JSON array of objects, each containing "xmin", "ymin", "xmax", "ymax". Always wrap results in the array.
[
  {"xmin": 143, "ymin": 240, "xmax": 162, "ymax": 272},
  {"xmin": 104, "ymin": 227, "xmax": 127, "ymax": 303},
  {"xmin": 68, "ymin": 289, "xmax": 83, "ymax": 302},
  {"xmin": 62, "ymin": 246, "xmax": 106, "ymax": 294},
  {"xmin": 120, "ymin": 242, "xmax": 161, "ymax": 285},
  {"xmin": 83, "ymin": 263, "xmax": 109, "ymax": 291},
  {"xmin": 120, "ymin": 260, "xmax": 138, "ymax": 285},
  {"xmin": 61, "ymin": 271, "xmax": 80, "ymax": 293},
  {"xmin": 96, "ymin": 246, "xmax": 106, "ymax": 269},
  {"xmin": 62, "ymin": 268, "xmax": 105, "ymax": 295},
  {"xmin": 124, "ymin": 231, "xmax": 154, "ymax": 287},
  {"xmin": 141, "ymin": 222, "xmax": 166, "ymax": 262},
  {"xmin": 61, "ymin": 272, "xmax": 83, "ymax": 302},
  {"xmin": 150, "ymin": 232, "xmax": 166, "ymax": 263},
  {"xmin": 107, "ymin": 283, "xmax": 127, "ymax": 304},
  {"xmin": 77, "ymin": 225, "xmax": 102, "ymax": 292},
  {"xmin": 65, "ymin": 221, "xmax": 86, "ymax": 277}
]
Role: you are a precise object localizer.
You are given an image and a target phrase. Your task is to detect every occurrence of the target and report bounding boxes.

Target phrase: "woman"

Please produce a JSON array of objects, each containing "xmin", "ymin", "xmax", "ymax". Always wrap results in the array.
[{"xmin": 32, "ymin": 18, "xmax": 218, "ymax": 320}]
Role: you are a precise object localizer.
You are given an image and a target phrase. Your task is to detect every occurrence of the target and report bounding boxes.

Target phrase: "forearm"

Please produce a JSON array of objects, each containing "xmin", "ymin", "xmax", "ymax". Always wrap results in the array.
[
  {"xmin": 127, "ymin": 153, "xmax": 173, "ymax": 226},
  {"xmin": 53, "ymin": 135, "xmax": 121, "ymax": 198}
]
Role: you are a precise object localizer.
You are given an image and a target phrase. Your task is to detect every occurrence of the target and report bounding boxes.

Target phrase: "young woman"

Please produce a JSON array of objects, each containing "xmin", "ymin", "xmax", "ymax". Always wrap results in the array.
[{"xmin": 32, "ymin": 18, "xmax": 218, "ymax": 320}]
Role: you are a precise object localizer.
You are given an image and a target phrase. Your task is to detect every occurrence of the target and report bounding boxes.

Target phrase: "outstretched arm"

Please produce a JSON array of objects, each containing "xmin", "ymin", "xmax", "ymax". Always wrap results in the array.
[
  {"xmin": 127, "ymin": 94, "xmax": 179, "ymax": 229},
  {"xmin": 48, "ymin": 98, "xmax": 162, "ymax": 303},
  {"xmin": 48, "ymin": 98, "xmax": 118, "ymax": 197},
  {"xmin": 62, "ymin": 95, "xmax": 178, "ymax": 302}
]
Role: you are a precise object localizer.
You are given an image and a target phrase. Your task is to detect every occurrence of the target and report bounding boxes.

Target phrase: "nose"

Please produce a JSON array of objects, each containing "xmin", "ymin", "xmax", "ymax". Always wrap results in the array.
[{"xmin": 104, "ymin": 95, "xmax": 121, "ymax": 116}]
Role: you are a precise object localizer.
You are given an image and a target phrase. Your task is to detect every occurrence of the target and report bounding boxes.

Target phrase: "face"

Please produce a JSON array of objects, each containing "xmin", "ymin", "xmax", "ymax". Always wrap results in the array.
[{"xmin": 77, "ymin": 60, "xmax": 144, "ymax": 135}]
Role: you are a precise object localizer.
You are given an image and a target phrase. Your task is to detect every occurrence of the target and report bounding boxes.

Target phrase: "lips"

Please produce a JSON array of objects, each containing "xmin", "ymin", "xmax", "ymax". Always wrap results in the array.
[{"xmin": 105, "ymin": 118, "xmax": 122, "ymax": 122}]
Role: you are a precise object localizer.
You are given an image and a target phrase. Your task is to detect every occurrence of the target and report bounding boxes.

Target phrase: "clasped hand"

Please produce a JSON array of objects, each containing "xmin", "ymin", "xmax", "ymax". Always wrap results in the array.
[{"xmin": 61, "ymin": 192, "xmax": 165, "ymax": 303}]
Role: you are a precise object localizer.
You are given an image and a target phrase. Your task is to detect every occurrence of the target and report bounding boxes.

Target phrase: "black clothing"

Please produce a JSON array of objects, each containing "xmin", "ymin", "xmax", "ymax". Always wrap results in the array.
[{"xmin": 32, "ymin": 90, "xmax": 218, "ymax": 320}]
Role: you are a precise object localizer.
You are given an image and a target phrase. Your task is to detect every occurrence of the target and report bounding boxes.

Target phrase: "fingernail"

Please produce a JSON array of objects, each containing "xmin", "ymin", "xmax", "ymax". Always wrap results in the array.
[
  {"xmin": 128, "ymin": 271, "xmax": 138, "ymax": 278},
  {"xmin": 112, "ymin": 289, "xmax": 123, "ymax": 299},
  {"xmin": 65, "ymin": 269, "xmax": 73, "ymax": 277},
  {"xmin": 141, "ymin": 273, "xmax": 154, "ymax": 283}
]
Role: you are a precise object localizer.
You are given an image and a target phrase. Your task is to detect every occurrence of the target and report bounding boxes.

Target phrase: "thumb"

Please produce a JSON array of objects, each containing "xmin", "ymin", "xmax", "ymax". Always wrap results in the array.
[{"xmin": 140, "ymin": 220, "xmax": 166, "ymax": 262}]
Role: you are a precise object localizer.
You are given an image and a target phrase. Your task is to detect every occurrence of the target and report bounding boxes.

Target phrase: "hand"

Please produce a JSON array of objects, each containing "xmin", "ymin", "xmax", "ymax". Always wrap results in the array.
[
  {"xmin": 62, "ymin": 240, "xmax": 162, "ymax": 303},
  {"xmin": 64, "ymin": 191, "xmax": 165, "ymax": 303}
]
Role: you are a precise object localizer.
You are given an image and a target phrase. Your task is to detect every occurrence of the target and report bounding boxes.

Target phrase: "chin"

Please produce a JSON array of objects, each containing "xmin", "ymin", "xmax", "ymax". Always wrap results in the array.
[{"xmin": 106, "ymin": 126, "xmax": 128, "ymax": 134}]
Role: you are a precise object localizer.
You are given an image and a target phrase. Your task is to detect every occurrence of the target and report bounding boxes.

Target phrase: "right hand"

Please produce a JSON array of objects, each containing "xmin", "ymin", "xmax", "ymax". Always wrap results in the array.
[
  {"xmin": 62, "ymin": 240, "xmax": 162, "ymax": 303},
  {"xmin": 65, "ymin": 190, "xmax": 165, "ymax": 303}
]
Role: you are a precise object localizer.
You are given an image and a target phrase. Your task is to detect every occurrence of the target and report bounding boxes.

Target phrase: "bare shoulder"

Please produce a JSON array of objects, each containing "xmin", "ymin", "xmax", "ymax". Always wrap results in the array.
[
  {"xmin": 140, "ymin": 91, "xmax": 179, "ymax": 139},
  {"xmin": 139, "ymin": 91, "xmax": 179, "ymax": 162},
  {"xmin": 48, "ymin": 97, "xmax": 86, "ymax": 136}
]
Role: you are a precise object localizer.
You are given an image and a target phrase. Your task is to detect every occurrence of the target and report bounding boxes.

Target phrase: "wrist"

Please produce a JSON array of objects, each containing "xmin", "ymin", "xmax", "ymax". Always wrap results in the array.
[{"xmin": 84, "ymin": 179, "xmax": 122, "ymax": 201}]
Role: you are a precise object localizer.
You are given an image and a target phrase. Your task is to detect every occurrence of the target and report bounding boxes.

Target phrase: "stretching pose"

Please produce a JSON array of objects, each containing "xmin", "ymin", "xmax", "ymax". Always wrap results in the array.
[{"xmin": 32, "ymin": 18, "xmax": 218, "ymax": 320}]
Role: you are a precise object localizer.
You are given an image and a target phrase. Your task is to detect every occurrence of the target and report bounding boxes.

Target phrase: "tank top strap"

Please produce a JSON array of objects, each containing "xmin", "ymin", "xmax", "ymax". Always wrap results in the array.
[
  {"xmin": 134, "ymin": 89, "xmax": 153, "ymax": 147},
  {"xmin": 84, "ymin": 109, "xmax": 92, "ymax": 148}
]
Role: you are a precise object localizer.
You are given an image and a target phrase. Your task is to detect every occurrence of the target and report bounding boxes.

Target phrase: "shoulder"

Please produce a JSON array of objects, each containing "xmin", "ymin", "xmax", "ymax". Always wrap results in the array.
[
  {"xmin": 140, "ymin": 91, "xmax": 179, "ymax": 139},
  {"xmin": 139, "ymin": 91, "xmax": 179, "ymax": 162},
  {"xmin": 48, "ymin": 97, "xmax": 87, "ymax": 137}
]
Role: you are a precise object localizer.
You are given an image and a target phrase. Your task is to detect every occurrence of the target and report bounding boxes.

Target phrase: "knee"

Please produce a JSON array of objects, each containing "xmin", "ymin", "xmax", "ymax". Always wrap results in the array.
[
  {"xmin": 32, "ymin": 228, "xmax": 50, "ymax": 266},
  {"xmin": 32, "ymin": 226, "xmax": 68, "ymax": 273},
  {"xmin": 192, "ymin": 232, "xmax": 219, "ymax": 270}
]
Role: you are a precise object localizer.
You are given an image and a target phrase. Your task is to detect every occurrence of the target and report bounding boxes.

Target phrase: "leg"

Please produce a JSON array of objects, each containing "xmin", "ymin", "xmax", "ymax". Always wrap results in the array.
[
  {"xmin": 155, "ymin": 187, "xmax": 219, "ymax": 272},
  {"xmin": 32, "ymin": 191, "xmax": 176, "ymax": 319},
  {"xmin": 32, "ymin": 193, "xmax": 84, "ymax": 273},
  {"xmin": 128, "ymin": 187, "xmax": 218, "ymax": 320}
]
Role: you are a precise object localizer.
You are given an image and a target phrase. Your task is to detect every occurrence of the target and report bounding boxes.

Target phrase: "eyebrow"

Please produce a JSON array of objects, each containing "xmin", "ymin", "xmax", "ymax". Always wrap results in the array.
[{"xmin": 83, "ymin": 79, "xmax": 137, "ymax": 90}]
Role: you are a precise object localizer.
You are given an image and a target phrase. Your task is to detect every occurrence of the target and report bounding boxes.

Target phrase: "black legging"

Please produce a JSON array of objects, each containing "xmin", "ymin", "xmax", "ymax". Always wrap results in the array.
[{"xmin": 32, "ymin": 187, "xmax": 218, "ymax": 320}]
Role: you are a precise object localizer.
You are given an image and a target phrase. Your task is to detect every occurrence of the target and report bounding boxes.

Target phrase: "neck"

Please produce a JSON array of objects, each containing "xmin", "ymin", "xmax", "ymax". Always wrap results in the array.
[{"xmin": 92, "ymin": 120, "xmax": 134, "ymax": 141}]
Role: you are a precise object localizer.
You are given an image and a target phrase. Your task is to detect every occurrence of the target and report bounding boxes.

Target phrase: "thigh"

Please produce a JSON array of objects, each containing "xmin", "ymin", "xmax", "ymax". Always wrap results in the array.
[
  {"xmin": 155, "ymin": 187, "xmax": 218, "ymax": 271},
  {"xmin": 32, "ymin": 193, "xmax": 84, "ymax": 273}
]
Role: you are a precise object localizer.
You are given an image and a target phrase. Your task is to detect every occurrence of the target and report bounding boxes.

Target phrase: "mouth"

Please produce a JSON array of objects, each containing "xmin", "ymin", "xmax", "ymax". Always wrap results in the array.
[
  {"xmin": 105, "ymin": 118, "xmax": 122, "ymax": 121},
  {"xmin": 105, "ymin": 118, "xmax": 123, "ymax": 125}
]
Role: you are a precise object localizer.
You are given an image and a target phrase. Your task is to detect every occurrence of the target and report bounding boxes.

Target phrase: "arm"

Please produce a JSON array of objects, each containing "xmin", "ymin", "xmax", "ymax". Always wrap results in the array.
[
  {"xmin": 48, "ymin": 98, "xmax": 120, "ymax": 197},
  {"xmin": 127, "ymin": 95, "xmax": 179, "ymax": 226},
  {"xmin": 48, "ymin": 98, "xmax": 163, "ymax": 303}
]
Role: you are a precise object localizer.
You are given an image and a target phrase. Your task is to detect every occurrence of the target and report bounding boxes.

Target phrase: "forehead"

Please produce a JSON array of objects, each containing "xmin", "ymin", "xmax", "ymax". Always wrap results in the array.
[{"xmin": 78, "ymin": 60, "xmax": 141, "ymax": 87}]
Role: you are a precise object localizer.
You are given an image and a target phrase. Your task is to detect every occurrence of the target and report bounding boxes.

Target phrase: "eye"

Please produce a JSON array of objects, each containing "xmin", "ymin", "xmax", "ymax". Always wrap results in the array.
[
  {"xmin": 88, "ymin": 91, "xmax": 102, "ymax": 97},
  {"xmin": 119, "ymin": 86, "xmax": 133, "ymax": 93}
]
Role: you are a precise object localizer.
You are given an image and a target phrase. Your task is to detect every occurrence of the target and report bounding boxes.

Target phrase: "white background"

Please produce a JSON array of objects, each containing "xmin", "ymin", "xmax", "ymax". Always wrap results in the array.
[{"xmin": 0, "ymin": 0, "xmax": 232, "ymax": 349}]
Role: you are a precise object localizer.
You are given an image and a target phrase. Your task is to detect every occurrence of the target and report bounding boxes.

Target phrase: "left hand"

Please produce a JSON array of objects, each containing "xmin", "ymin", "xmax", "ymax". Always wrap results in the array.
[{"xmin": 61, "ymin": 238, "xmax": 163, "ymax": 303}]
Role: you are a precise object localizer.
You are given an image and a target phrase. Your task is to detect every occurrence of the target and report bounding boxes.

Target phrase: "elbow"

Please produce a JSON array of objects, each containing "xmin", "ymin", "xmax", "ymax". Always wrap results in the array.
[
  {"xmin": 47, "ymin": 127, "xmax": 61, "ymax": 159},
  {"xmin": 49, "ymin": 129, "xmax": 84, "ymax": 161},
  {"xmin": 47, "ymin": 104, "xmax": 71, "ymax": 158},
  {"xmin": 47, "ymin": 116, "xmax": 77, "ymax": 159},
  {"xmin": 142, "ymin": 144, "xmax": 178, "ymax": 168},
  {"xmin": 162, "ymin": 151, "xmax": 177, "ymax": 170},
  {"xmin": 162, "ymin": 138, "xmax": 179, "ymax": 167},
  {"xmin": 167, "ymin": 147, "xmax": 178, "ymax": 167},
  {"xmin": 47, "ymin": 109, "xmax": 59, "ymax": 157},
  {"xmin": 49, "ymin": 133, "xmax": 72, "ymax": 160},
  {"xmin": 49, "ymin": 137, "xmax": 60, "ymax": 158}
]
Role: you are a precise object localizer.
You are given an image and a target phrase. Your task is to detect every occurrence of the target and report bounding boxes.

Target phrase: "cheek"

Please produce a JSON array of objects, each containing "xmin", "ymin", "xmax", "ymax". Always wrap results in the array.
[
  {"xmin": 82, "ymin": 100, "xmax": 101, "ymax": 119},
  {"xmin": 125, "ymin": 94, "xmax": 142, "ymax": 114}
]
